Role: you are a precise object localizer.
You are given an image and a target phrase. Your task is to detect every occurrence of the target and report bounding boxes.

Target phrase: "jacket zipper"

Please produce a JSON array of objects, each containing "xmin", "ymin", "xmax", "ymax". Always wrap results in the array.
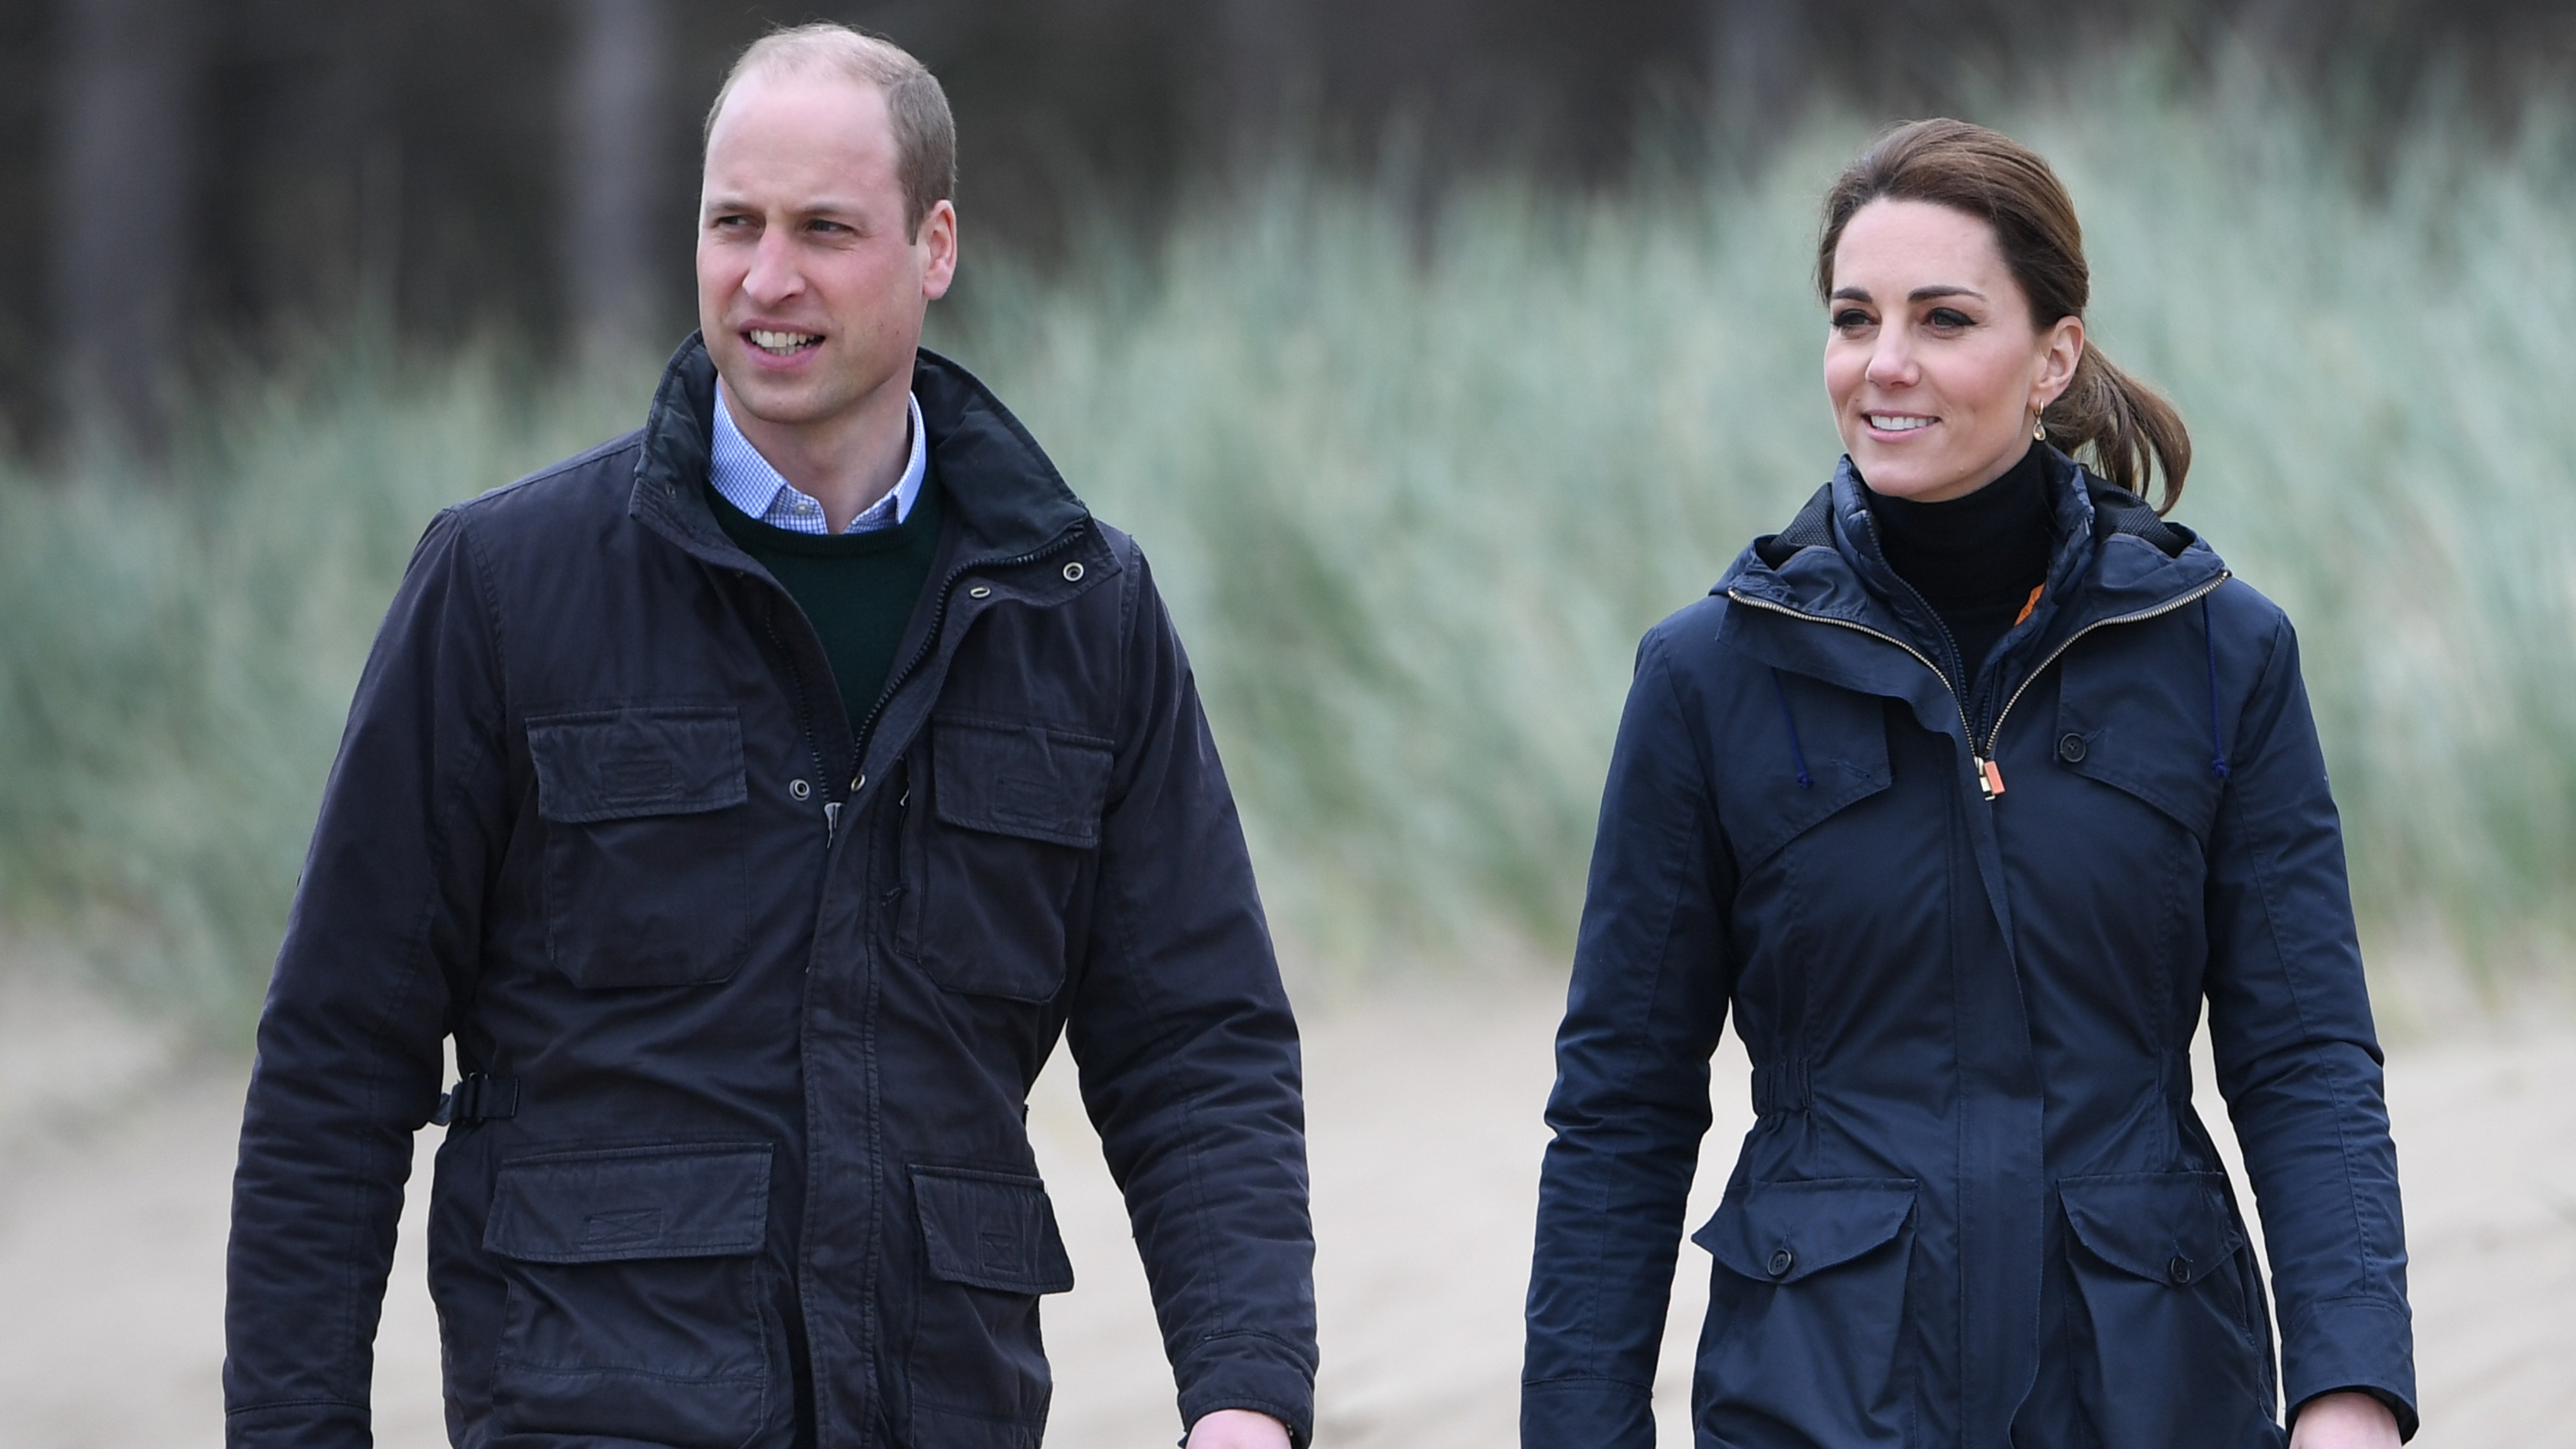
[
  {"xmin": 1726, "ymin": 590, "xmax": 1985, "ymax": 789},
  {"xmin": 1727, "ymin": 570, "xmax": 2229, "ymax": 802},
  {"xmin": 753, "ymin": 599, "xmax": 840, "ymax": 840},
  {"xmin": 741, "ymin": 527, "xmax": 1090, "ymax": 844},
  {"xmin": 850, "ymin": 525, "xmax": 1091, "ymax": 773},
  {"xmin": 1974, "ymin": 573, "xmax": 2231, "ymax": 784}
]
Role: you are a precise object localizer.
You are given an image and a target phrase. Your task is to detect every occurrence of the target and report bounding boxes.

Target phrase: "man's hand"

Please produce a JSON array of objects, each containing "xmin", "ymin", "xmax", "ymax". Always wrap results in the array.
[
  {"xmin": 1185, "ymin": 1408, "xmax": 1293, "ymax": 1449},
  {"xmin": 2289, "ymin": 1391, "xmax": 2402, "ymax": 1449}
]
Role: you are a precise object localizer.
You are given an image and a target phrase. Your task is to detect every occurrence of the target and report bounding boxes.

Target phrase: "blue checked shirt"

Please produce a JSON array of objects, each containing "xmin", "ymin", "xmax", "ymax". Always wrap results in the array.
[{"xmin": 709, "ymin": 380, "xmax": 927, "ymax": 534}]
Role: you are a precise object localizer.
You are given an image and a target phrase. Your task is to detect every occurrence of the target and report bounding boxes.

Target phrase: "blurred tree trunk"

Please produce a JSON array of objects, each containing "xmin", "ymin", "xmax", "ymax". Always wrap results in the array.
[
  {"xmin": 1211, "ymin": 0, "xmax": 1300, "ymax": 153},
  {"xmin": 50, "ymin": 0, "xmax": 200, "ymax": 459},
  {"xmin": 1708, "ymin": 0, "xmax": 1806, "ymax": 148},
  {"xmin": 562, "ymin": 0, "xmax": 671, "ymax": 360}
]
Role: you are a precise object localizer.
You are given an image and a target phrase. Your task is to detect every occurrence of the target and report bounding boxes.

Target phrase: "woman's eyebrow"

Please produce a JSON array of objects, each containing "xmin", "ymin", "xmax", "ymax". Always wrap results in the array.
[{"xmin": 1908, "ymin": 284, "xmax": 1985, "ymax": 303}]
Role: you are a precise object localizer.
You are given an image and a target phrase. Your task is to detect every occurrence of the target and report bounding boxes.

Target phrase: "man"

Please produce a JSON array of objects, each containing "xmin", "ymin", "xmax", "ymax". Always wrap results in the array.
[{"xmin": 223, "ymin": 26, "xmax": 1314, "ymax": 1449}]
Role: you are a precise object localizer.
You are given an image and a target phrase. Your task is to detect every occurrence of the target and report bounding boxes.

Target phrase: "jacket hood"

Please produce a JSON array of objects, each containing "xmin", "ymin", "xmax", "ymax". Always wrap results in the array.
[
  {"xmin": 1720, "ymin": 448, "xmax": 2227, "ymax": 647},
  {"xmin": 629, "ymin": 333, "xmax": 1091, "ymax": 564}
]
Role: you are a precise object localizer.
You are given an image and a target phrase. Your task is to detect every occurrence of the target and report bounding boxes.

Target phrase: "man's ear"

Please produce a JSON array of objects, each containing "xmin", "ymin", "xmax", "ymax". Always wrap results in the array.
[{"xmin": 920, "ymin": 200, "xmax": 958, "ymax": 301}]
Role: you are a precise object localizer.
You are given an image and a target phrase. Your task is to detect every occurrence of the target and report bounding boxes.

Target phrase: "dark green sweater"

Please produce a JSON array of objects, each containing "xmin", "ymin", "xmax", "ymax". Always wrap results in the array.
[{"xmin": 711, "ymin": 469, "xmax": 946, "ymax": 735}]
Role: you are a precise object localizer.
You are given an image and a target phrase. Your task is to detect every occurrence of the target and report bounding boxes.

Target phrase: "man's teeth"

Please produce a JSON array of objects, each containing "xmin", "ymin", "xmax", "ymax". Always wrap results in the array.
[
  {"xmin": 749, "ymin": 330, "xmax": 821, "ymax": 354},
  {"xmin": 1870, "ymin": 414, "xmax": 1933, "ymax": 432}
]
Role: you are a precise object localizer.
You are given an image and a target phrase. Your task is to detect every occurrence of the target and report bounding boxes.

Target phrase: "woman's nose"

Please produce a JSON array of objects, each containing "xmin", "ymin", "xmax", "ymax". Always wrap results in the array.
[{"xmin": 1865, "ymin": 336, "xmax": 1914, "ymax": 387}]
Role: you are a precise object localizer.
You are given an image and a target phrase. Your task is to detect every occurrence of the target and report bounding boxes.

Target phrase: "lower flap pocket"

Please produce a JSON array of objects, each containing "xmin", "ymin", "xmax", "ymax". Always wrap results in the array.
[
  {"xmin": 914, "ymin": 1166, "xmax": 1076, "ymax": 1295},
  {"xmin": 487, "ymin": 1144, "xmax": 773, "ymax": 1262},
  {"xmin": 2059, "ymin": 1171, "xmax": 2244, "ymax": 1285},
  {"xmin": 484, "ymin": 1145, "xmax": 777, "ymax": 1449},
  {"xmin": 1694, "ymin": 1177, "xmax": 1918, "ymax": 1284}
]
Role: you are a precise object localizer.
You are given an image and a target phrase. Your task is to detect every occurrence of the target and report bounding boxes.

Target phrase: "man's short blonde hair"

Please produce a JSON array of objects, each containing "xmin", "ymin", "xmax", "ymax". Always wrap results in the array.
[{"xmin": 704, "ymin": 24, "xmax": 956, "ymax": 240}]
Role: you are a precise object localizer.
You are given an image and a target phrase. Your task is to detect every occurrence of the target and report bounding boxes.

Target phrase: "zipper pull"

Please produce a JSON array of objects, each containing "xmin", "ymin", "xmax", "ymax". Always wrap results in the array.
[
  {"xmin": 823, "ymin": 800, "xmax": 842, "ymax": 840},
  {"xmin": 1975, "ymin": 756, "xmax": 2007, "ymax": 800}
]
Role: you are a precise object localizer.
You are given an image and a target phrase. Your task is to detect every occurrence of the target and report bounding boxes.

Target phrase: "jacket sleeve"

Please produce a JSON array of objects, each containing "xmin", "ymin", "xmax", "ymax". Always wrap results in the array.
[
  {"xmin": 1522, "ymin": 630, "xmax": 1736, "ymax": 1448},
  {"xmin": 1065, "ymin": 539, "xmax": 1318, "ymax": 1445},
  {"xmin": 224, "ymin": 508, "xmax": 510, "ymax": 1448},
  {"xmin": 2201, "ymin": 609, "xmax": 2416, "ymax": 1438}
]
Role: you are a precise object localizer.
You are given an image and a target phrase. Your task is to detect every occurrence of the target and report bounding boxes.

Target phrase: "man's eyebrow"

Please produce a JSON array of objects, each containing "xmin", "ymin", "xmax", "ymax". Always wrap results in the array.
[{"xmin": 697, "ymin": 196, "xmax": 869, "ymax": 217}]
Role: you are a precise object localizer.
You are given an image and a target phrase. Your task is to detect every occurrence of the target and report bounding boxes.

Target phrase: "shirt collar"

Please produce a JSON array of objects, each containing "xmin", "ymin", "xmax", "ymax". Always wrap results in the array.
[{"xmin": 709, "ymin": 379, "xmax": 926, "ymax": 535}]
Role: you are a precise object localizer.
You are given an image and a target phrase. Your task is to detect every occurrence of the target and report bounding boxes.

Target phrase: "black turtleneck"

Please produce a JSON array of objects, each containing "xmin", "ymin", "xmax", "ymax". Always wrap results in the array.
[{"xmin": 1863, "ymin": 439, "xmax": 2055, "ymax": 685}]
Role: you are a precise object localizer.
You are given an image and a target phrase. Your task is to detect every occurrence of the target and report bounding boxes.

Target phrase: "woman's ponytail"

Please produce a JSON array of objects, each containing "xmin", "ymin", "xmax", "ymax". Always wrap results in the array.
[{"xmin": 2042, "ymin": 347, "xmax": 2192, "ymax": 513}]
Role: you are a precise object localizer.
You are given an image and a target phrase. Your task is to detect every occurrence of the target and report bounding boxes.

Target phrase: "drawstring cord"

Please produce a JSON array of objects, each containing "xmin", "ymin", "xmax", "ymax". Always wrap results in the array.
[
  {"xmin": 2203, "ymin": 595, "xmax": 2232, "ymax": 781},
  {"xmin": 1770, "ymin": 668, "xmax": 1813, "ymax": 791}
]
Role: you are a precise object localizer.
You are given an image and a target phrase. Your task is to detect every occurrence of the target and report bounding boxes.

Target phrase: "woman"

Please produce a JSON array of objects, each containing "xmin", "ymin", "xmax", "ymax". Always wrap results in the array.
[{"xmin": 1522, "ymin": 120, "xmax": 2413, "ymax": 1449}]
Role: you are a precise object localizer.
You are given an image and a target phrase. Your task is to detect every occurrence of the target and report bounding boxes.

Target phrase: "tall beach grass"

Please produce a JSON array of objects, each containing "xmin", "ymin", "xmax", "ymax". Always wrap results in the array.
[{"xmin": 4, "ymin": 83, "xmax": 2570, "ymax": 1037}]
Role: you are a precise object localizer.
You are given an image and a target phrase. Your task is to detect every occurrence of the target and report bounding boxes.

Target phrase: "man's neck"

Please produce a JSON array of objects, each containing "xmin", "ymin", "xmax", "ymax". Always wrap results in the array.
[{"xmin": 720, "ymin": 373, "xmax": 913, "ymax": 534}]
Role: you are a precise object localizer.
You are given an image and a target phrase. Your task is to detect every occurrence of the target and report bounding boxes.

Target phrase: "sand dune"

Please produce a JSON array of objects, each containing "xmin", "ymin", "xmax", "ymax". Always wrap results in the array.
[{"xmin": 1, "ymin": 965, "xmax": 2567, "ymax": 1446}]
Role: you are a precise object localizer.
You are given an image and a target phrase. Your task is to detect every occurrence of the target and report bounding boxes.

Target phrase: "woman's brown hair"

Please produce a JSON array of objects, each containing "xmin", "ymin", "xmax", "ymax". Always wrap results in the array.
[{"xmin": 1816, "ymin": 118, "xmax": 2192, "ymax": 511}]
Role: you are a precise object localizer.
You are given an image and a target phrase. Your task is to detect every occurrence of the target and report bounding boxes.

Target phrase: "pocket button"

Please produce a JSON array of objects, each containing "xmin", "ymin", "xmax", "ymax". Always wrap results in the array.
[
  {"xmin": 2166, "ymin": 1254, "xmax": 2194, "ymax": 1284},
  {"xmin": 1061, "ymin": 561, "xmax": 1085, "ymax": 582},
  {"xmin": 789, "ymin": 778, "xmax": 811, "ymax": 800},
  {"xmin": 2058, "ymin": 733, "xmax": 2088, "ymax": 763},
  {"xmin": 1767, "ymin": 1247, "xmax": 1795, "ymax": 1277}
]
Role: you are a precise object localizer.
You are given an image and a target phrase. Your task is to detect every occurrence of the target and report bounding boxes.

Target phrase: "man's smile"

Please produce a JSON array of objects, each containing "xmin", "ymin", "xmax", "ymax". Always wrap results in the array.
[{"xmin": 746, "ymin": 328, "xmax": 824, "ymax": 356}]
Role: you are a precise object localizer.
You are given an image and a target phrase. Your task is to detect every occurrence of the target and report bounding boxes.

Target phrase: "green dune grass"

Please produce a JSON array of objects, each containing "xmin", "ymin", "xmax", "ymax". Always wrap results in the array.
[{"xmin": 5, "ymin": 83, "xmax": 2570, "ymax": 1036}]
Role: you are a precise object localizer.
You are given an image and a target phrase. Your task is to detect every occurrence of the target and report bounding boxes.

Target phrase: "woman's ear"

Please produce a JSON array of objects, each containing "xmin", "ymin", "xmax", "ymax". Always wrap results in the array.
[{"xmin": 2033, "ymin": 314, "xmax": 2084, "ymax": 411}]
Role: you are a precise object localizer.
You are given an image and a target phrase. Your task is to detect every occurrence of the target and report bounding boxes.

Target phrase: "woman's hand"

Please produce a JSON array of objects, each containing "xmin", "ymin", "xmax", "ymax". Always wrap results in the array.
[
  {"xmin": 1185, "ymin": 1408, "xmax": 1293, "ymax": 1449},
  {"xmin": 2289, "ymin": 1390, "xmax": 2402, "ymax": 1448}
]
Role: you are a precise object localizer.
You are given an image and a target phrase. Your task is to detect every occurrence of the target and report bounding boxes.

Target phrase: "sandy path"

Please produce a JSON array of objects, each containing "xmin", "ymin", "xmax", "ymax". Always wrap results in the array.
[{"xmin": 1, "ymin": 968, "xmax": 2567, "ymax": 1447}]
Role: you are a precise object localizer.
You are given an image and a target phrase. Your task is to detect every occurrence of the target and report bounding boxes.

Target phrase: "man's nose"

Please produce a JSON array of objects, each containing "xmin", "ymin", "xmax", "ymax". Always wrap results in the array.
[{"xmin": 742, "ymin": 228, "xmax": 802, "ymax": 304}]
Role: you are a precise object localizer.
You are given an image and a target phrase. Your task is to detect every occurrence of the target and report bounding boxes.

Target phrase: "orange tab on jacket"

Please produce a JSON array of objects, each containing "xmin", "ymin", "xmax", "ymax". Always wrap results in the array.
[{"xmin": 2014, "ymin": 584, "xmax": 2044, "ymax": 628}]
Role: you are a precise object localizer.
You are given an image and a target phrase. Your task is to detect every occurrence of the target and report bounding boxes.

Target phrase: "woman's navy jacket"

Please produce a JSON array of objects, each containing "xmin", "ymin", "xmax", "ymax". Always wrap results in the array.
[
  {"xmin": 223, "ymin": 340, "xmax": 1316, "ymax": 1448},
  {"xmin": 1523, "ymin": 453, "xmax": 2414, "ymax": 1448}
]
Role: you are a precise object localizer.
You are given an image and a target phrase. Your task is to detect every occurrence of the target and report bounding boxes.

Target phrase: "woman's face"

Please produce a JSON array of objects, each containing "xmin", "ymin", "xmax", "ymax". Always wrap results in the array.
[{"xmin": 1824, "ymin": 198, "xmax": 2082, "ymax": 502}]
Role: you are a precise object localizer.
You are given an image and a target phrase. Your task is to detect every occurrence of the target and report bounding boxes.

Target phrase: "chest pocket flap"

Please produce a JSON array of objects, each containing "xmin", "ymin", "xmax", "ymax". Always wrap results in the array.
[
  {"xmin": 528, "ymin": 706, "xmax": 748, "ymax": 823},
  {"xmin": 521, "ymin": 705, "xmax": 751, "ymax": 990},
  {"xmin": 2054, "ymin": 638, "xmax": 2227, "ymax": 843},
  {"xmin": 1717, "ymin": 672, "xmax": 1893, "ymax": 870},
  {"xmin": 932, "ymin": 716, "xmax": 1113, "ymax": 847}
]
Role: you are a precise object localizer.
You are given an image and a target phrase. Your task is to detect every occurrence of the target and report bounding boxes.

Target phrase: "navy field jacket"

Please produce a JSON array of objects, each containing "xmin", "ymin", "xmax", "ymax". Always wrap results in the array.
[
  {"xmin": 1524, "ymin": 455, "xmax": 2414, "ymax": 1448},
  {"xmin": 225, "ymin": 338, "xmax": 1317, "ymax": 1448}
]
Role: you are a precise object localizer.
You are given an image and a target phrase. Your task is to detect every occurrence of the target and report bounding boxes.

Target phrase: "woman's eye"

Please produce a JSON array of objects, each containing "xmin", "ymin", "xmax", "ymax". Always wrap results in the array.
[
  {"xmin": 1832, "ymin": 309, "xmax": 1873, "ymax": 331},
  {"xmin": 1926, "ymin": 307, "xmax": 1973, "ymax": 329}
]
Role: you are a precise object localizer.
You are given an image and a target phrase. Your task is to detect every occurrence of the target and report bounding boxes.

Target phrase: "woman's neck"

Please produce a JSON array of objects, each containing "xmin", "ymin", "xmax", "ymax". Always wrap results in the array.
[{"xmin": 1863, "ymin": 440, "xmax": 2055, "ymax": 608}]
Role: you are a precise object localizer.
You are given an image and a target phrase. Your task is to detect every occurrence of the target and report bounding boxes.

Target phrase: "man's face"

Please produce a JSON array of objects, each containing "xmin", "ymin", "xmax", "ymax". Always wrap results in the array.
[{"xmin": 697, "ymin": 69, "xmax": 956, "ymax": 438}]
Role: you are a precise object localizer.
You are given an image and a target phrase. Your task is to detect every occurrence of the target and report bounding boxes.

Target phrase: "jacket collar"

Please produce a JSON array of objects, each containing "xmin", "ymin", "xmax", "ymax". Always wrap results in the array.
[
  {"xmin": 1720, "ymin": 448, "xmax": 2227, "ymax": 653},
  {"xmin": 629, "ymin": 333, "xmax": 1092, "ymax": 566}
]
